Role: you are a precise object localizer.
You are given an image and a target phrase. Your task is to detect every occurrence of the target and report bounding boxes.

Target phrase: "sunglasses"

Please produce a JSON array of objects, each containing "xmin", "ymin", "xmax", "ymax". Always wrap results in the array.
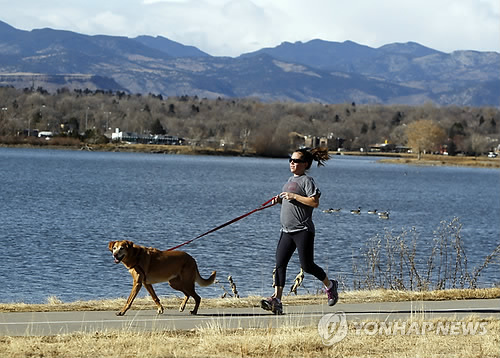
[{"xmin": 289, "ymin": 158, "xmax": 306, "ymax": 164}]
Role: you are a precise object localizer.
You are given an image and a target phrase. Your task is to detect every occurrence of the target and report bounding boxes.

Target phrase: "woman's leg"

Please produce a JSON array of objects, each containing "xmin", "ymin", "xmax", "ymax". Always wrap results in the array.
[
  {"xmin": 293, "ymin": 231, "xmax": 338, "ymax": 305},
  {"xmin": 293, "ymin": 230, "xmax": 329, "ymax": 283},
  {"xmin": 274, "ymin": 232, "xmax": 296, "ymax": 300}
]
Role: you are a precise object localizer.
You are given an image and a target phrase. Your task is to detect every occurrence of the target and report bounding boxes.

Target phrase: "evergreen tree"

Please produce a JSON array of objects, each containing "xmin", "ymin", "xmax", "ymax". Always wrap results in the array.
[{"xmin": 150, "ymin": 118, "xmax": 166, "ymax": 135}]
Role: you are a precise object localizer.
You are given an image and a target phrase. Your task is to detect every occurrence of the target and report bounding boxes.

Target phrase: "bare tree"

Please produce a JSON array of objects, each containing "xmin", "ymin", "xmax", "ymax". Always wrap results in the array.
[
  {"xmin": 406, "ymin": 119, "xmax": 446, "ymax": 159},
  {"xmin": 466, "ymin": 133, "xmax": 491, "ymax": 156}
]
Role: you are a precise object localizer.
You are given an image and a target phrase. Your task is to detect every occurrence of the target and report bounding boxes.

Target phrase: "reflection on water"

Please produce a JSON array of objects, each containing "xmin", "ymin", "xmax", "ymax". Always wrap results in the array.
[{"xmin": 0, "ymin": 148, "xmax": 499, "ymax": 303}]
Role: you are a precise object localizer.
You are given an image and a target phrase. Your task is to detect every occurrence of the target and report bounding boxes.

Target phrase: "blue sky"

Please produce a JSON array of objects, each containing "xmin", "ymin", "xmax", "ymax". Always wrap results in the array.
[{"xmin": 1, "ymin": 0, "xmax": 499, "ymax": 56}]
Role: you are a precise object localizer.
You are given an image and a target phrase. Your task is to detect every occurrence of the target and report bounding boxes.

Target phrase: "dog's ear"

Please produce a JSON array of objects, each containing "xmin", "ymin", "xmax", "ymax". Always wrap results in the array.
[
  {"xmin": 108, "ymin": 241, "xmax": 116, "ymax": 252},
  {"xmin": 124, "ymin": 240, "xmax": 134, "ymax": 249}
]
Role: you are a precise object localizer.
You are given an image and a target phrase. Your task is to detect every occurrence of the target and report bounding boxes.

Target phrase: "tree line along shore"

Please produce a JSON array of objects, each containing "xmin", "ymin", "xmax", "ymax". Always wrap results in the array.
[{"xmin": 0, "ymin": 86, "xmax": 499, "ymax": 159}]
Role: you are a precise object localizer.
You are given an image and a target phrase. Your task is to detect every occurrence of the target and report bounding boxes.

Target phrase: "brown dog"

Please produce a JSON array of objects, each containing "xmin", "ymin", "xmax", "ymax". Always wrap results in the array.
[{"xmin": 108, "ymin": 240, "xmax": 216, "ymax": 316}]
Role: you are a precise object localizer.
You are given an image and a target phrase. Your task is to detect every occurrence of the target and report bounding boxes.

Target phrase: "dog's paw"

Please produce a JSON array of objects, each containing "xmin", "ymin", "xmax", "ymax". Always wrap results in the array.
[
  {"xmin": 190, "ymin": 310, "xmax": 198, "ymax": 315},
  {"xmin": 116, "ymin": 311, "xmax": 125, "ymax": 316},
  {"xmin": 157, "ymin": 306, "xmax": 164, "ymax": 315}
]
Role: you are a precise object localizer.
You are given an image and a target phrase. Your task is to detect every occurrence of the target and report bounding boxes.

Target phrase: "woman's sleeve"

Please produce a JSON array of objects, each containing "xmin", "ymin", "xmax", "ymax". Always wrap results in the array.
[{"xmin": 305, "ymin": 177, "xmax": 321, "ymax": 198}]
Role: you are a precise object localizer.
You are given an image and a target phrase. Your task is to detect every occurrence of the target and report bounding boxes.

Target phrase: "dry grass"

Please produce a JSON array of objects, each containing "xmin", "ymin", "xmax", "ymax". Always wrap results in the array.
[
  {"xmin": 93, "ymin": 143, "xmax": 248, "ymax": 155},
  {"xmin": 0, "ymin": 316, "xmax": 498, "ymax": 357},
  {"xmin": 1, "ymin": 288, "xmax": 499, "ymax": 313}
]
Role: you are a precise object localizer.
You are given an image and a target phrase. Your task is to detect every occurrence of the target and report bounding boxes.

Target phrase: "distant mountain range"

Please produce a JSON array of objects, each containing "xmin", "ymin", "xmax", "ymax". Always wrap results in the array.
[{"xmin": 1, "ymin": 20, "xmax": 499, "ymax": 106}]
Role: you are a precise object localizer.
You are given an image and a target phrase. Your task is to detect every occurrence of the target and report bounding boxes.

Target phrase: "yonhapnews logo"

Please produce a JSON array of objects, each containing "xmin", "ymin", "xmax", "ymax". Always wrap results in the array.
[
  {"xmin": 317, "ymin": 312, "xmax": 348, "ymax": 346},
  {"xmin": 318, "ymin": 312, "xmax": 488, "ymax": 346}
]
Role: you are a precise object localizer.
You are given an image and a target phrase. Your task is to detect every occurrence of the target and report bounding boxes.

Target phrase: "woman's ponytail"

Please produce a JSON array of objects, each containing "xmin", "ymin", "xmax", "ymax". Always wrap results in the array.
[
  {"xmin": 296, "ymin": 147, "xmax": 330, "ymax": 169},
  {"xmin": 310, "ymin": 147, "xmax": 330, "ymax": 167}
]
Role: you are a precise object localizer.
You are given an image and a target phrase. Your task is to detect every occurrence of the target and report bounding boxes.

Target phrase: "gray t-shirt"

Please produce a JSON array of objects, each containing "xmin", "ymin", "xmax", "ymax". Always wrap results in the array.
[{"xmin": 280, "ymin": 174, "xmax": 321, "ymax": 233}]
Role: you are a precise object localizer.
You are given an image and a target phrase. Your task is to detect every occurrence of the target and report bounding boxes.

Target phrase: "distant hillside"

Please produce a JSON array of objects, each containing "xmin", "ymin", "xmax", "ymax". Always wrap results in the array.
[
  {"xmin": 0, "ymin": 73, "xmax": 127, "ymax": 93},
  {"xmin": 239, "ymin": 39, "xmax": 382, "ymax": 70},
  {"xmin": 133, "ymin": 35, "xmax": 210, "ymax": 57},
  {"xmin": 0, "ymin": 20, "xmax": 498, "ymax": 106},
  {"xmin": 240, "ymin": 40, "xmax": 500, "ymax": 106}
]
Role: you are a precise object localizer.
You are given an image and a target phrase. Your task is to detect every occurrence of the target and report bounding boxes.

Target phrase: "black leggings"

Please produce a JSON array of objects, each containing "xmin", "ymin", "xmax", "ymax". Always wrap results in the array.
[{"xmin": 274, "ymin": 230, "xmax": 327, "ymax": 287}]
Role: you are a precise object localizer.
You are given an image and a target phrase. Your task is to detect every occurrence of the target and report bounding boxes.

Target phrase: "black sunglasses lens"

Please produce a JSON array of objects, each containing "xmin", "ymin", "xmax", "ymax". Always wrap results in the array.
[{"xmin": 289, "ymin": 158, "xmax": 304, "ymax": 163}]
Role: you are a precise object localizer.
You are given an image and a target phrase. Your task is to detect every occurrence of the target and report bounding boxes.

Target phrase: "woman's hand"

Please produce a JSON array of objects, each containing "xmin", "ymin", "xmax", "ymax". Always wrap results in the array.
[{"xmin": 280, "ymin": 192, "xmax": 296, "ymax": 201}]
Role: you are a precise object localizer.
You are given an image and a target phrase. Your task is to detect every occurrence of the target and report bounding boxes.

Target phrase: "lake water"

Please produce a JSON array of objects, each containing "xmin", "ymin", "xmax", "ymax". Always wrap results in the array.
[{"xmin": 1, "ymin": 147, "xmax": 499, "ymax": 303}]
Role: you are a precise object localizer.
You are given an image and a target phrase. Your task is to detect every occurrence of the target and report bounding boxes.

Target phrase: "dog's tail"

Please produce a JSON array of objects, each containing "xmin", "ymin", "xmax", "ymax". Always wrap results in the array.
[{"xmin": 196, "ymin": 270, "xmax": 217, "ymax": 287}]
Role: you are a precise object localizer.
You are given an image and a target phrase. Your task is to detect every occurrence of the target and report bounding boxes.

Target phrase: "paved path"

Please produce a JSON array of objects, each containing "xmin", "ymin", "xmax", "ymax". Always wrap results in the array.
[{"xmin": 0, "ymin": 299, "xmax": 498, "ymax": 336}]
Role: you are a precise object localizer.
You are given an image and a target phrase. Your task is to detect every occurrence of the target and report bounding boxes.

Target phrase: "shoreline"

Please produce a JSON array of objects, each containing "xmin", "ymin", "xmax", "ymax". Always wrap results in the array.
[
  {"xmin": 1, "ymin": 142, "xmax": 499, "ymax": 168},
  {"xmin": 2, "ymin": 287, "xmax": 499, "ymax": 313},
  {"xmin": 0, "ymin": 142, "xmax": 254, "ymax": 157},
  {"xmin": 377, "ymin": 154, "xmax": 500, "ymax": 168}
]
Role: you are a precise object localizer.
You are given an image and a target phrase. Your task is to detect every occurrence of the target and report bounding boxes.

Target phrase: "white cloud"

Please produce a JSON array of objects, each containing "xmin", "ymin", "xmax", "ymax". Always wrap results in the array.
[{"xmin": 78, "ymin": 12, "xmax": 130, "ymax": 36}]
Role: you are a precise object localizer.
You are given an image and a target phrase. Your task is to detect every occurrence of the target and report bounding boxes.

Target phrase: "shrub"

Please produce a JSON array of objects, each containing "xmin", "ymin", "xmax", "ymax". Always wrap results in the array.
[{"xmin": 352, "ymin": 217, "xmax": 500, "ymax": 291}]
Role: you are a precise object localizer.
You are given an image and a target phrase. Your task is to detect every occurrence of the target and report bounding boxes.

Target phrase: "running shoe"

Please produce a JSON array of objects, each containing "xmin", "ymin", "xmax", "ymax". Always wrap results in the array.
[
  {"xmin": 326, "ymin": 280, "xmax": 339, "ymax": 306},
  {"xmin": 260, "ymin": 296, "xmax": 283, "ymax": 315}
]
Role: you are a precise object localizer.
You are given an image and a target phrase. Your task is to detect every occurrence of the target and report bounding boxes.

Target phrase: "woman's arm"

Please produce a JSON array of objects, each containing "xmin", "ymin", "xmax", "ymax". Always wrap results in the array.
[{"xmin": 280, "ymin": 192, "xmax": 320, "ymax": 208}]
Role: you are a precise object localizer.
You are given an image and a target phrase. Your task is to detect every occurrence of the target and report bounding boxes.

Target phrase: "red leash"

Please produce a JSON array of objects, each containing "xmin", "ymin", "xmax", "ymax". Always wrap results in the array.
[{"xmin": 166, "ymin": 197, "xmax": 276, "ymax": 251}]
